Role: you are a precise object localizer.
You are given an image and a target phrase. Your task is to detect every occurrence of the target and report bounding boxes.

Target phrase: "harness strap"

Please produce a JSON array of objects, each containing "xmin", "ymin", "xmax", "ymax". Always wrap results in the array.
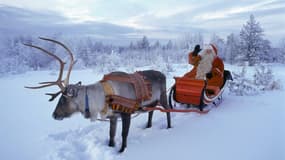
[
  {"xmin": 106, "ymin": 95, "xmax": 140, "ymax": 114},
  {"xmin": 85, "ymin": 87, "xmax": 91, "ymax": 118},
  {"xmin": 100, "ymin": 81, "xmax": 114, "ymax": 115}
]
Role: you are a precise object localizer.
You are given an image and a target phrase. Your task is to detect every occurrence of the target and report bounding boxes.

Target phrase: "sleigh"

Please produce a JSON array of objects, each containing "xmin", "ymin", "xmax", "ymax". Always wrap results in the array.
[{"xmin": 168, "ymin": 70, "xmax": 233, "ymax": 111}]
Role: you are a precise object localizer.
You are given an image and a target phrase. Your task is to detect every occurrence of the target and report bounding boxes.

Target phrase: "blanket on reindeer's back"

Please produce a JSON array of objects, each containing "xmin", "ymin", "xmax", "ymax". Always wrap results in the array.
[
  {"xmin": 103, "ymin": 72, "xmax": 152, "ymax": 102},
  {"xmin": 102, "ymin": 72, "xmax": 152, "ymax": 113}
]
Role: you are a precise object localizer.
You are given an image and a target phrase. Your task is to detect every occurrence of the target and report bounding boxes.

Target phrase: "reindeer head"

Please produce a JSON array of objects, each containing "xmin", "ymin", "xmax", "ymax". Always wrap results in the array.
[
  {"xmin": 52, "ymin": 82, "xmax": 85, "ymax": 120},
  {"xmin": 24, "ymin": 37, "xmax": 79, "ymax": 120}
]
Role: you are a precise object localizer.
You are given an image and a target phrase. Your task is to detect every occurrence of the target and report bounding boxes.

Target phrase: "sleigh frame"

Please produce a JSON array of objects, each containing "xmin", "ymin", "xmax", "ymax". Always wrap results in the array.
[{"xmin": 168, "ymin": 70, "xmax": 233, "ymax": 111}]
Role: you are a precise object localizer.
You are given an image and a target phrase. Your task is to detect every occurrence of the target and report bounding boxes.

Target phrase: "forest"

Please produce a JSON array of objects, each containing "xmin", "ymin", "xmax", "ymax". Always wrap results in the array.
[{"xmin": 1, "ymin": 15, "xmax": 285, "ymax": 76}]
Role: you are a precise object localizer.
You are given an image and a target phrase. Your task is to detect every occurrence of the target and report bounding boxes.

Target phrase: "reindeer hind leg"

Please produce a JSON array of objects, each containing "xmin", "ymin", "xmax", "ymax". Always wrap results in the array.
[{"xmin": 119, "ymin": 113, "xmax": 131, "ymax": 153}]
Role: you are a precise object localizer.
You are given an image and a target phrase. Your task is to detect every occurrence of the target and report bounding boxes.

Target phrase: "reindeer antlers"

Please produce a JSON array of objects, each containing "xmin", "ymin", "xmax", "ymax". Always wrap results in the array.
[
  {"xmin": 24, "ymin": 37, "xmax": 76, "ymax": 101},
  {"xmin": 38, "ymin": 37, "xmax": 75, "ymax": 86}
]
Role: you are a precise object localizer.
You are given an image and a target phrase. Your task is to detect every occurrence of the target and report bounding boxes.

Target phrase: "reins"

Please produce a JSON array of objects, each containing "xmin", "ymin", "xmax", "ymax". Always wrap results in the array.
[
  {"xmin": 96, "ymin": 106, "xmax": 209, "ymax": 122},
  {"xmin": 142, "ymin": 106, "xmax": 209, "ymax": 114},
  {"xmin": 84, "ymin": 87, "xmax": 91, "ymax": 118}
]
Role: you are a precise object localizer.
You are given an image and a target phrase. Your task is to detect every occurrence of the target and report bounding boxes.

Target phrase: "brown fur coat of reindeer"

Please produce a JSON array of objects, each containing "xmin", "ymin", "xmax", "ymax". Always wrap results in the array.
[{"xmin": 24, "ymin": 37, "xmax": 171, "ymax": 152}]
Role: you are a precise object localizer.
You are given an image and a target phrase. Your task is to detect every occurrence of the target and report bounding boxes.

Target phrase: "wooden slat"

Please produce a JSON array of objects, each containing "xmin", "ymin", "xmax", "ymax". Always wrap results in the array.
[{"xmin": 174, "ymin": 77, "xmax": 205, "ymax": 105}]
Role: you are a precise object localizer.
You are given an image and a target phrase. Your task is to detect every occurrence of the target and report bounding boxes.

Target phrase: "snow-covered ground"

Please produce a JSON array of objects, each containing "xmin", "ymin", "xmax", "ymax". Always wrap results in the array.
[{"xmin": 0, "ymin": 64, "xmax": 284, "ymax": 160}]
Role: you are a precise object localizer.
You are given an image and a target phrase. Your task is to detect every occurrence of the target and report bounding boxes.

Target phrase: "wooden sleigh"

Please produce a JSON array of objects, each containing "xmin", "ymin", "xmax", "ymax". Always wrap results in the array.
[{"xmin": 168, "ymin": 70, "xmax": 233, "ymax": 111}]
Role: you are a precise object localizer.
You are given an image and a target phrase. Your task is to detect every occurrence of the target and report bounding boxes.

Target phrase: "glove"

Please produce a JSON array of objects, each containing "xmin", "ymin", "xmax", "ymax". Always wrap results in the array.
[
  {"xmin": 206, "ymin": 72, "xmax": 213, "ymax": 79},
  {"xmin": 192, "ymin": 44, "xmax": 201, "ymax": 56}
]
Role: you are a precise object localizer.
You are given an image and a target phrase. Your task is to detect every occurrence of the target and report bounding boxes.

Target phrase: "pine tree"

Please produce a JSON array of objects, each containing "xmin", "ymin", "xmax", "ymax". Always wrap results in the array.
[
  {"xmin": 259, "ymin": 39, "xmax": 271, "ymax": 63},
  {"xmin": 166, "ymin": 40, "xmax": 173, "ymax": 50},
  {"xmin": 152, "ymin": 40, "xmax": 161, "ymax": 49},
  {"xmin": 225, "ymin": 33, "xmax": 240, "ymax": 64},
  {"xmin": 129, "ymin": 41, "xmax": 135, "ymax": 50},
  {"xmin": 179, "ymin": 32, "xmax": 204, "ymax": 50},
  {"xmin": 277, "ymin": 38, "xmax": 285, "ymax": 63},
  {"xmin": 240, "ymin": 14, "xmax": 265, "ymax": 66},
  {"xmin": 210, "ymin": 33, "xmax": 226, "ymax": 59},
  {"xmin": 137, "ymin": 36, "xmax": 150, "ymax": 50}
]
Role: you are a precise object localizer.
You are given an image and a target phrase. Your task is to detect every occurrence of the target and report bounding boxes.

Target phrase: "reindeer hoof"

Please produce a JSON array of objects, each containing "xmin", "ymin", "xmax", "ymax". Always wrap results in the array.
[
  {"xmin": 146, "ymin": 123, "xmax": 152, "ymax": 128},
  {"xmin": 119, "ymin": 146, "xmax": 126, "ymax": 153},
  {"xmin": 109, "ymin": 141, "xmax": 115, "ymax": 147}
]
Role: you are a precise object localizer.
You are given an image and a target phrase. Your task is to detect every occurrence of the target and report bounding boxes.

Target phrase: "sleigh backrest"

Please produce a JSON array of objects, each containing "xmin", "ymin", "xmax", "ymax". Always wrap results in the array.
[{"xmin": 174, "ymin": 77, "xmax": 205, "ymax": 105}]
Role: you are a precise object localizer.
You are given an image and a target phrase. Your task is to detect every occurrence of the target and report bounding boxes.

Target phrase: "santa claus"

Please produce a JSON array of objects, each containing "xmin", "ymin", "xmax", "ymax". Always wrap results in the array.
[{"xmin": 184, "ymin": 44, "xmax": 224, "ymax": 88}]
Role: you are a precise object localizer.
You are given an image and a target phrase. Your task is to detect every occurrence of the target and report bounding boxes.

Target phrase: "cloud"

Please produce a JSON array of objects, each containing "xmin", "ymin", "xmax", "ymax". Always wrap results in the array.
[
  {"xmin": 192, "ymin": 0, "xmax": 285, "ymax": 21},
  {"xmin": 0, "ymin": 0, "xmax": 284, "ymax": 43},
  {"xmin": 0, "ymin": 5, "xmax": 137, "ymax": 43},
  {"xmin": 124, "ymin": 0, "xmax": 285, "ymax": 41}
]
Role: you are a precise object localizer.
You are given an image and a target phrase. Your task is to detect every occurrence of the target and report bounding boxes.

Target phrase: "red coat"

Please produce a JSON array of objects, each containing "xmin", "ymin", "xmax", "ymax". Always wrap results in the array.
[
  {"xmin": 184, "ymin": 52, "xmax": 224, "ymax": 88},
  {"xmin": 207, "ymin": 57, "xmax": 224, "ymax": 87}
]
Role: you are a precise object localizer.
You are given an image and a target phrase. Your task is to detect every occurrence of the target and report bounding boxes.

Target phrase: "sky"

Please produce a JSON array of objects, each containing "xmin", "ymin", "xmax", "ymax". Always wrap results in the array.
[{"xmin": 0, "ymin": 0, "xmax": 285, "ymax": 44}]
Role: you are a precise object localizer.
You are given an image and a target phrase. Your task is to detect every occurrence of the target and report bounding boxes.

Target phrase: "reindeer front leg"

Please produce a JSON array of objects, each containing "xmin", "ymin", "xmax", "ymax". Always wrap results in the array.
[
  {"xmin": 109, "ymin": 116, "xmax": 117, "ymax": 147},
  {"xmin": 119, "ymin": 113, "xmax": 131, "ymax": 152}
]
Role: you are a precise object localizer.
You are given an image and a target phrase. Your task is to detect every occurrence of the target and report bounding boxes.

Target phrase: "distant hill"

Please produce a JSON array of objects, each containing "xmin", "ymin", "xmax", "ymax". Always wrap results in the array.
[{"xmin": 0, "ymin": 5, "xmax": 140, "ymax": 44}]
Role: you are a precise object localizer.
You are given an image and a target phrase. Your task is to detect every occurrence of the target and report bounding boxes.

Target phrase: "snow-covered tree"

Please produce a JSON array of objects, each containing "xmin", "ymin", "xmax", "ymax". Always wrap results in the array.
[
  {"xmin": 137, "ymin": 36, "xmax": 150, "ymax": 50},
  {"xmin": 0, "ymin": 36, "xmax": 33, "ymax": 74},
  {"xmin": 259, "ymin": 39, "xmax": 271, "ymax": 63},
  {"xmin": 178, "ymin": 32, "xmax": 204, "ymax": 50},
  {"xmin": 166, "ymin": 40, "xmax": 173, "ymax": 50},
  {"xmin": 276, "ymin": 38, "xmax": 285, "ymax": 63},
  {"xmin": 210, "ymin": 33, "xmax": 226, "ymax": 60},
  {"xmin": 76, "ymin": 39, "xmax": 93, "ymax": 67},
  {"xmin": 225, "ymin": 33, "xmax": 240, "ymax": 64},
  {"xmin": 253, "ymin": 65, "xmax": 282, "ymax": 90},
  {"xmin": 228, "ymin": 65, "xmax": 282, "ymax": 96},
  {"xmin": 129, "ymin": 41, "xmax": 135, "ymax": 50},
  {"xmin": 228, "ymin": 66, "xmax": 259, "ymax": 96},
  {"xmin": 239, "ymin": 14, "xmax": 269, "ymax": 66},
  {"xmin": 152, "ymin": 40, "xmax": 161, "ymax": 50}
]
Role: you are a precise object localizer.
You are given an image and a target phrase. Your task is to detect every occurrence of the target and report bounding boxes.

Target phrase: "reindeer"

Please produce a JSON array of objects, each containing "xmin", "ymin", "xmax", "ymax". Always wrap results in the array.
[{"xmin": 24, "ymin": 37, "xmax": 171, "ymax": 152}]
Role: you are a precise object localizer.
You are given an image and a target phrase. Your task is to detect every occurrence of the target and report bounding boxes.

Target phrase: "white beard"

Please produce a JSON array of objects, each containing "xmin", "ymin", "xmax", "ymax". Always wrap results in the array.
[{"xmin": 195, "ymin": 49, "xmax": 216, "ymax": 80}]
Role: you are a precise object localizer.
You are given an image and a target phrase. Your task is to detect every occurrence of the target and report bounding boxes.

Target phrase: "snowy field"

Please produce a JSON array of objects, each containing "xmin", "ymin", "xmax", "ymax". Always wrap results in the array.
[{"xmin": 0, "ymin": 64, "xmax": 284, "ymax": 160}]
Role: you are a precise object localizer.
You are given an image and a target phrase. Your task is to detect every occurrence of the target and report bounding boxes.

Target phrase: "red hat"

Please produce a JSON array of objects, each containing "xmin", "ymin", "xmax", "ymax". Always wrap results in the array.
[{"xmin": 210, "ymin": 44, "xmax": 217, "ymax": 55}]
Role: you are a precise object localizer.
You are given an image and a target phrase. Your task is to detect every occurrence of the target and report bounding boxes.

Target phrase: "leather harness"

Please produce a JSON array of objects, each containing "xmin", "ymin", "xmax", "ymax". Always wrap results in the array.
[{"xmin": 100, "ymin": 72, "xmax": 152, "ymax": 114}]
